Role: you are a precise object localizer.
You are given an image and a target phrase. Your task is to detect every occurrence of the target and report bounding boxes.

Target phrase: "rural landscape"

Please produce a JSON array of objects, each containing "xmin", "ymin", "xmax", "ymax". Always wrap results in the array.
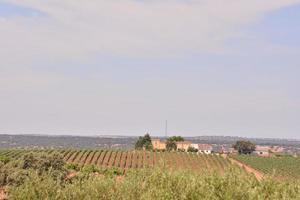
[
  {"xmin": 1, "ymin": 0, "xmax": 300, "ymax": 199},
  {"xmin": 0, "ymin": 134, "xmax": 300, "ymax": 199}
]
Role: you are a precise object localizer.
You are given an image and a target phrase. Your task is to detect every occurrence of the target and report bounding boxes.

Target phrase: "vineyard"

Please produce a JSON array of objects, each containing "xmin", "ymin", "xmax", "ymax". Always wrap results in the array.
[
  {"xmin": 2, "ymin": 150, "xmax": 300, "ymax": 199},
  {"xmin": 0, "ymin": 149, "xmax": 233, "ymax": 173},
  {"xmin": 233, "ymin": 155, "xmax": 300, "ymax": 180}
]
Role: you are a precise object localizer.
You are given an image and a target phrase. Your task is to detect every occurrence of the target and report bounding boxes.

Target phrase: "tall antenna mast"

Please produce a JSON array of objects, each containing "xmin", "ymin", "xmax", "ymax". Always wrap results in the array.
[{"xmin": 165, "ymin": 120, "xmax": 168, "ymax": 138}]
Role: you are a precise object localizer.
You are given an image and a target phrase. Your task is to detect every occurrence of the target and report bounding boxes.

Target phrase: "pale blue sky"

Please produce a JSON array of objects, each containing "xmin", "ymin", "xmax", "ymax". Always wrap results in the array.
[{"xmin": 0, "ymin": 1, "xmax": 300, "ymax": 139}]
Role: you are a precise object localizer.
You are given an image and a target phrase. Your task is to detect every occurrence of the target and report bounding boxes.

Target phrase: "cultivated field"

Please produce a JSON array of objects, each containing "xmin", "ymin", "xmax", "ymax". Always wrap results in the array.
[
  {"xmin": 0, "ymin": 149, "xmax": 232, "ymax": 174},
  {"xmin": 233, "ymin": 155, "xmax": 300, "ymax": 180},
  {"xmin": 1, "ymin": 151, "xmax": 300, "ymax": 199}
]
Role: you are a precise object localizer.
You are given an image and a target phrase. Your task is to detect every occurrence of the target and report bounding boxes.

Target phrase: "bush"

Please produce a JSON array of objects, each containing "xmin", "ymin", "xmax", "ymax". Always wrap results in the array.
[
  {"xmin": 0, "ymin": 155, "xmax": 10, "ymax": 164},
  {"xmin": 187, "ymin": 146, "xmax": 198, "ymax": 153},
  {"xmin": 22, "ymin": 153, "xmax": 65, "ymax": 172},
  {"xmin": 81, "ymin": 165, "xmax": 100, "ymax": 174},
  {"xmin": 65, "ymin": 163, "xmax": 80, "ymax": 171},
  {"xmin": 0, "ymin": 152, "xmax": 67, "ymax": 187}
]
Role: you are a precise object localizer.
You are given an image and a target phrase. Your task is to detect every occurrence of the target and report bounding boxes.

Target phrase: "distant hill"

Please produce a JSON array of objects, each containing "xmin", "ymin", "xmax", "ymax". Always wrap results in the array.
[
  {"xmin": 0, "ymin": 134, "xmax": 136, "ymax": 149},
  {"xmin": 0, "ymin": 134, "xmax": 299, "ymax": 150},
  {"xmin": 184, "ymin": 136, "xmax": 300, "ymax": 147}
]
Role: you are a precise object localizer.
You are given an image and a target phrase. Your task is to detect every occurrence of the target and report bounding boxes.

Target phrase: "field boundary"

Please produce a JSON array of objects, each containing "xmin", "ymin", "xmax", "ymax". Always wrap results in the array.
[{"xmin": 229, "ymin": 158, "xmax": 264, "ymax": 181}]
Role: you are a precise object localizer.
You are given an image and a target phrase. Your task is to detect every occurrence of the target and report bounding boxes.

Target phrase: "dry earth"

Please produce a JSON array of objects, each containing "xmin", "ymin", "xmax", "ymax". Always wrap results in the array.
[
  {"xmin": 0, "ymin": 188, "xmax": 7, "ymax": 200},
  {"xmin": 229, "ymin": 158, "xmax": 264, "ymax": 181}
]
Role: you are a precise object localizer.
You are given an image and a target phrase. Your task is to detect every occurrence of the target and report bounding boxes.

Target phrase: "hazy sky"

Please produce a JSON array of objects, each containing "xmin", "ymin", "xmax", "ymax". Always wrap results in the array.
[{"xmin": 1, "ymin": 1, "xmax": 300, "ymax": 139}]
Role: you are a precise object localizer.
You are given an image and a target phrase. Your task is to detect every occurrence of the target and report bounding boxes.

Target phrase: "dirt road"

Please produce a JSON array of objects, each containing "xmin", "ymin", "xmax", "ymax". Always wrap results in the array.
[{"xmin": 229, "ymin": 158, "xmax": 264, "ymax": 181}]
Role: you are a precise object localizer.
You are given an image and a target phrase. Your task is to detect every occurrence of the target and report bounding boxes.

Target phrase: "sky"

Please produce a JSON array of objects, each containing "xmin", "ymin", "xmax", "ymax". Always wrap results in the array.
[{"xmin": 0, "ymin": 0, "xmax": 300, "ymax": 139}]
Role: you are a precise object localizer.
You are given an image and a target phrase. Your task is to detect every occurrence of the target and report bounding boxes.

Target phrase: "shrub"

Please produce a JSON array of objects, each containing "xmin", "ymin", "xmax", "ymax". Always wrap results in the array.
[
  {"xmin": 9, "ymin": 167, "xmax": 300, "ymax": 200},
  {"xmin": 81, "ymin": 165, "xmax": 100, "ymax": 174},
  {"xmin": 187, "ymin": 146, "xmax": 198, "ymax": 153},
  {"xmin": 65, "ymin": 163, "xmax": 80, "ymax": 171},
  {"xmin": 0, "ymin": 155, "xmax": 10, "ymax": 164},
  {"xmin": 0, "ymin": 152, "xmax": 67, "ymax": 187},
  {"xmin": 22, "ymin": 153, "xmax": 65, "ymax": 172}
]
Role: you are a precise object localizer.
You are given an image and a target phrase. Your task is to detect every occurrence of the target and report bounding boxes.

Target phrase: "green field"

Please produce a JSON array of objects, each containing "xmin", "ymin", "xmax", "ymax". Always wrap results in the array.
[{"xmin": 233, "ymin": 155, "xmax": 300, "ymax": 180}]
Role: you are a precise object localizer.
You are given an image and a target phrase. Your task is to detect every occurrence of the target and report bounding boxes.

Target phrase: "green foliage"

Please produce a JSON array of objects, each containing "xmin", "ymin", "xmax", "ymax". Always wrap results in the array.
[
  {"xmin": 135, "ymin": 133, "xmax": 153, "ymax": 150},
  {"xmin": 81, "ymin": 164, "xmax": 101, "ymax": 174},
  {"xmin": 233, "ymin": 140, "xmax": 256, "ymax": 154},
  {"xmin": 187, "ymin": 146, "xmax": 198, "ymax": 153},
  {"xmin": 65, "ymin": 163, "xmax": 80, "ymax": 171},
  {"xmin": 167, "ymin": 136, "xmax": 184, "ymax": 142},
  {"xmin": 102, "ymin": 167, "xmax": 123, "ymax": 176},
  {"xmin": 0, "ymin": 152, "xmax": 67, "ymax": 187},
  {"xmin": 2, "ymin": 150, "xmax": 300, "ymax": 199},
  {"xmin": 22, "ymin": 153, "xmax": 65, "ymax": 172},
  {"xmin": 0, "ymin": 155, "xmax": 10, "ymax": 164},
  {"xmin": 234, "ymin": 155, "xmax": 300, "ymax": 180},
  {"xmin": 165, "ymin": 136, "xmax": 185, "ymax": 151},
  {"xmin": 166, "ymin": 140, "xmax": 177, "ymax": 151},
  {"xmin": 9, "ymin": 167, "xmax": 300, "ymax": 200}
]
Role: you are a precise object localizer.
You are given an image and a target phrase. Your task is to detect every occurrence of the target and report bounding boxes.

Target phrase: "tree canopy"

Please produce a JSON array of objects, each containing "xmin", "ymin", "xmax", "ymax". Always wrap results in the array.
[
  {"xmin": 135, "ymin": 133, "xmax": 153, "ymax": 150},
  {"xmin": 166, "ymin": 136, "xmax": 185, "ymax": 151},
  {"xmin": 166, "ymin": 140, "xmax": 177, "ymax": 151},
  {"xmin": 233, "ymin": 140, "xmax": 256, "ymax": 154},
  {"xmin": 187, "ymin": 146, "xmax": 198, "ymax": 153},
  {"xmin": 167, "ymin": 136, "xmax": 184, "ymax": 142}
]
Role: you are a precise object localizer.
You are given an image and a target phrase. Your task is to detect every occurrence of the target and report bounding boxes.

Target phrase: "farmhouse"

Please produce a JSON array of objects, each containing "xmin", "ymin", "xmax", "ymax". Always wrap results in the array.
[
  {"xmin": 151, "ymin": 139, "xmax": 166, "ymax": 150},
  {"xmin": 253, "ymin": 145, "xmax": 271, "ymax": 157},
  {"xmin": 270, "ymin": 146, "xmax": 285, "ymax": 154},
  {"xmin": 191, "ymin": 143, "xmax": 199, "ymax": 150},
  {"xmin": 176, "ymin": 141, "xmax": 192, "ymax": 151},
  {"xmin": 151, "ymin": 139, "xmax": 192, "ymax": 151},
  {"xmin": 198, "ymin": 144, "xmax": 213, "ymax": 154}
]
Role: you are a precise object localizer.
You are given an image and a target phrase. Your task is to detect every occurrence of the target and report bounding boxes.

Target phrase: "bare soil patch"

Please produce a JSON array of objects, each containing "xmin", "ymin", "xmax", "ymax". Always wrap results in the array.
[
  {"xmin": 65, "ymin": 171, "xmax": 78, "ymax": 180},
  {"xmin": 0, "ymin": 188, "xmax": 8, "ymax": 200}
]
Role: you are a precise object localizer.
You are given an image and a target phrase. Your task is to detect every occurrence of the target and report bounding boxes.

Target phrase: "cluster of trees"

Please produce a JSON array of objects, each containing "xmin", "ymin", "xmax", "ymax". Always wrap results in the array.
[
  {"xmin": 233, "ymin": 140, "xmax": 256, "ymax": 155},
  {"xmin": 135, "ymin": 133, "xmax": 153, "ymax": 150},
  {"xmin": 135, "ymin": 134, "xmax": 187, "ymax": 152},
  {"xmin": 187, "ymin": 146, "xmax": 198, "ymax": 153},
  {"xmin": 166, "ymin": 136, "xmax": 184, "ymax": 151}
]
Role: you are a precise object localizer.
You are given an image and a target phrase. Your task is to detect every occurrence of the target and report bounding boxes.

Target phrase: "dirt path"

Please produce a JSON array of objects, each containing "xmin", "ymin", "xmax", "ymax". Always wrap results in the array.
[{"xmin": 229, "ymin": 158, "xmax": 264, "ymax": 181}]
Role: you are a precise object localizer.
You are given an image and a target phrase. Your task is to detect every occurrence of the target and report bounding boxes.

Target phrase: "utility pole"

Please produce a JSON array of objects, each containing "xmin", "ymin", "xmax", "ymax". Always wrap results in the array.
[{"xmin": 165, "ymin": 120, "xmax": 168, "ymax": 138}]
